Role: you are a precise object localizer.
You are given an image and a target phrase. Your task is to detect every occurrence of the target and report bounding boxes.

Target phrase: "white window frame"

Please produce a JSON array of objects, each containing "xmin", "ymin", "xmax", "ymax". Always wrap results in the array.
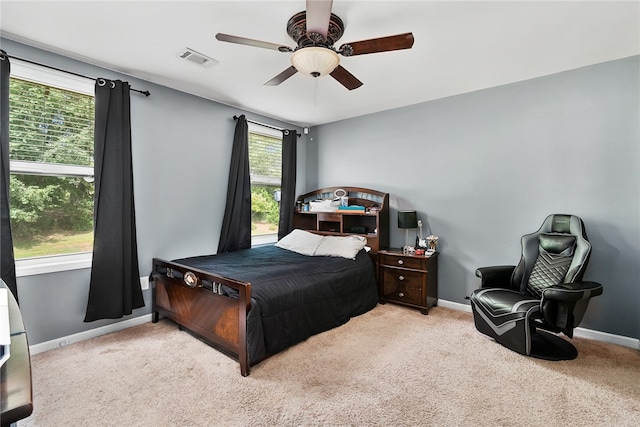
[
  {"xmin": 248, "ymin": 123, "xmax": 282, "ymax": 246},
  {"xmin": 10, "ymin": 60, "xmax": 95, "ymax": 277}
]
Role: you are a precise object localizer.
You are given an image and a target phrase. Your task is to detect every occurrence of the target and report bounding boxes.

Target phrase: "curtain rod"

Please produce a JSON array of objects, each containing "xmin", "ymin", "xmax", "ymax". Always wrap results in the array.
[
  {"xmin": 233, "ymin": 115, "xmax": 301, "ymax": 137},
  {"xmin": 4, "ymin": 53, "xmax": 151, "ymax": 97}
]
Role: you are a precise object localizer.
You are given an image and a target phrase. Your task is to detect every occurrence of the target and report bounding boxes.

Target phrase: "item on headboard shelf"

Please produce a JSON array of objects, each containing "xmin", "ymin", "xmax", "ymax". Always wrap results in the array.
[
  {"xmin": 309, "ymin": 198, "xmax": 341, "ymax": 212},
  {"xmin": 350, "ymin": 225, "xmax": 366, "ymax": 234},
  {"xmin": 338, "ymin": 205, "xmax": 365, "ymax": 211},
  {"xmin": 334, "ymin": 188, "xmax": 349, "ymax": 207}
]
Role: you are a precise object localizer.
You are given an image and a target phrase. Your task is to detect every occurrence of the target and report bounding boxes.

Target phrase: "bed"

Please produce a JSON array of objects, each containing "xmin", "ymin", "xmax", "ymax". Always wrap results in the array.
[{"xmin": 151, "ymin": 228, "xmax": 380, "ymax": 376}]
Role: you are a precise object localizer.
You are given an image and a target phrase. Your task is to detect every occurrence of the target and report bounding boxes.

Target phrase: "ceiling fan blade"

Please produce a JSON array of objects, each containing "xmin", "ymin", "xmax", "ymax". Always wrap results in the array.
[
  {"xmin": 330, "ymin": 65, "xmax": 363, "ymax": 90},
  {"xmin": 341, "ymin": 33, "xmax": 415, "ymax": 56},
  {"xmin": 306, "ymin": 0, "xmax": 333, "ymax": 38},
  {"xmin": 215, "ymin": 33, "xmax": 293, "ymax": 52},
  {"xmin": 264, "ymin": 66, "xmax": 298, "ymax": 86}
]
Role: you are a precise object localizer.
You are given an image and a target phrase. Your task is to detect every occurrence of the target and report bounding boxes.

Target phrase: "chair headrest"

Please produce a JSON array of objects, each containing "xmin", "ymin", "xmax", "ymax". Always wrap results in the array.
[
  {"xmin": 539, "ymin": 233, "xmax": 576, "ymax": 255},
  {"xmin": 550, "ymin": 214, "xmax": 572, "ymax": 233}
]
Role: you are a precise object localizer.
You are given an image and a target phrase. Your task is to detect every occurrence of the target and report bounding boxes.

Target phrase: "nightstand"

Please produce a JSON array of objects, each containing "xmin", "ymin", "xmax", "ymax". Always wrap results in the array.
[{"xmin": 377, "ymin": 249, "xmax": 438, "ymax": 314}]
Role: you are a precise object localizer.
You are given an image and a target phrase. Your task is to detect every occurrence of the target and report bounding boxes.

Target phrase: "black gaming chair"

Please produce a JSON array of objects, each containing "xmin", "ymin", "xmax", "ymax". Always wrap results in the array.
[{"xmin": 470, "ymin": 214, "xmax": 603, "ymax": 360}]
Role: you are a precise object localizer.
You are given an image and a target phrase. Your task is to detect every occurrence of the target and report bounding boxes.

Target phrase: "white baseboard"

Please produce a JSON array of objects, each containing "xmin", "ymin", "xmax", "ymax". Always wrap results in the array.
[
  {"xmin": 572, "ymin": 326, "xmax": 639, "ymax": 349},
  {"xmin": 29, "ymin": 314, "xmax": 153, "ymax": 355},
  {"xmin": 28, "ymin": 300, "xmax": 640, "ymax": 355},
  {"xmin": 438, "ymin": 299, "xmax": 639, "ymax": 351},
  {"xmin": 438, "ymin": 299, "xmax": 473, "ymax": 313}
]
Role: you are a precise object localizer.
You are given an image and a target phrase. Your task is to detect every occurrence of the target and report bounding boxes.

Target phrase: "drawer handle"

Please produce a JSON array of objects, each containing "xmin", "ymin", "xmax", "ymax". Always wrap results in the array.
[
  {"xmin": 398, "ymin": 292, "xmax": 405, "ymax": 297},
  {"xmin": 398, "ymin": 275, "xmax": 405, "ymax": 281},
  {"xmin": 397, "ymin": 260, "xmax": 404, "ymax": 265}
]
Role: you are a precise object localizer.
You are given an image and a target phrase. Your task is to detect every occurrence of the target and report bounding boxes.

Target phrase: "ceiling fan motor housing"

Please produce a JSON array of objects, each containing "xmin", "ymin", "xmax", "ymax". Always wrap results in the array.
[{"xmin": 286, "ymin": 11, "xmax": 345, "ymax": 49}]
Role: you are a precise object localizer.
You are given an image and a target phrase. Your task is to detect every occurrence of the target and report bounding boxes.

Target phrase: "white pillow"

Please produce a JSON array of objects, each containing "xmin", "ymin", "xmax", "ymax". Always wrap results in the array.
[
  {"xmin": 275, "ymin": 229, "xmax": 325, "ymax": 256},
  {"xmin": 314, "ymin": 235, "xmax": 367, "ymax": 259}
]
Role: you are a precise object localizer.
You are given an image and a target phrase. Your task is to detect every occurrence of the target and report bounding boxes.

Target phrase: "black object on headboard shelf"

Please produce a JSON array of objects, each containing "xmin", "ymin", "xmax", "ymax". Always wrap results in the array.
[{"xmin": 292, "ymin": 187, "xmax": 389, "ymax": 253}]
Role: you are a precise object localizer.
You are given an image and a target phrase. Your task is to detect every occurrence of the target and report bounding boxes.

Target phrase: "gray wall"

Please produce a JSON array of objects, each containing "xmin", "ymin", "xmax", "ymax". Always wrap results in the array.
[
  {"xmin": 312, "ymin": 56, "xmax": 640, "ymax": 339},
  {"xmin": 2, "ymin": 38, "xmax": 307, "ymax": 345}
]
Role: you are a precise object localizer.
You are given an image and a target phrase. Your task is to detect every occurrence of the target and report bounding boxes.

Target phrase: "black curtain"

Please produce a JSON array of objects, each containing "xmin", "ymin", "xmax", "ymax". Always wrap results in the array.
[
  {"xmin": 0, "ymin": 50, "xmax": 17, "ymax": 302},
  {"xmin": 217, "ymin": 115, "xmax": 251, "ymax": 253},
  {"xmin": 84, "ymin": 79, "xmax": 144, "ymax": 322},
  {"xmin": 277, "ymin": 130, "xmax": 298, "ymax": 240}
]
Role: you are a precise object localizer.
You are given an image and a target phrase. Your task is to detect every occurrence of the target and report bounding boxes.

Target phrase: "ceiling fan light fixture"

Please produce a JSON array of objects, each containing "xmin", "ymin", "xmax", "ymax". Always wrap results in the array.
[{"xmin": 290, "ymin": 47, "xmax": 339, "ymax": 78}]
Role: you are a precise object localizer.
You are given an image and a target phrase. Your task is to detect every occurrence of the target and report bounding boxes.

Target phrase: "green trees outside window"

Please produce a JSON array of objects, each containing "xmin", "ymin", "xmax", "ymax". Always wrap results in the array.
[
  {"xmin": 251, "ymin": 185, "xmax": 280, "ymax": 234},
  {"xmin": 9, "ymin": 77, "xmax": 95, "ymax": 259}
]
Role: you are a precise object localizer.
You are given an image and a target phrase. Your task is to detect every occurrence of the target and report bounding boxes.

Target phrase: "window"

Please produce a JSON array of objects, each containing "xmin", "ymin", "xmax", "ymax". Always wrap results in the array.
[
  {"xmin": 8, "ymin": 60, "xmax": 95, "ymax": 275},
  {"xmin": 248, "ymin": 124, "xmax": 282, "ymax": 245}
]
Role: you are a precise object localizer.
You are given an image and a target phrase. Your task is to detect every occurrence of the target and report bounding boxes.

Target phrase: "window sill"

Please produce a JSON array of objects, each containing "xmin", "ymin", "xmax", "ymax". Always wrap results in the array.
[
  {"xmin": 16, "ymin": 252, "xmax": 92, "ymax": 277},
  {"xmin": 252, "ymin": 233, "xmax": 278, "ymax": 247}
]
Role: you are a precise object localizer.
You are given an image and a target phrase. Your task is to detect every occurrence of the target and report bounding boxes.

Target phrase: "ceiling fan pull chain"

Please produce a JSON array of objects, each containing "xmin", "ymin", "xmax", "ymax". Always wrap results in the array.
[{"xmin": 314, "ymin": 78, "xmax": 318, "ymax": 107}]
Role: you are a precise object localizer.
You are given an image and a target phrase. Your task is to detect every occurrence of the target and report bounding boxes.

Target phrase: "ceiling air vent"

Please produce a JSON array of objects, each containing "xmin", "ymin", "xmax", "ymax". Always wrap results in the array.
[{"xmin": 177, "ymin": 48, "xmax": 219, "ymax": 68}]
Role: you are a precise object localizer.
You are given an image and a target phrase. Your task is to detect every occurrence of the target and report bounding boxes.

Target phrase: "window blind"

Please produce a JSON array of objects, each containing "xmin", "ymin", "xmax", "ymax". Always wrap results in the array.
[
  {"xmin": 249, "ymin": 131, "xmax": 281, "ymax": 180},
  {"xmin": 9, "ymin": 77, "xmax": 94, "ymax": 167}
]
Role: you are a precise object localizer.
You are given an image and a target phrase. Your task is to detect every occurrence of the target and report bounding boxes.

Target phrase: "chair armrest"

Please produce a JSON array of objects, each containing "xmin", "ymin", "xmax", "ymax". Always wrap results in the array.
[
  {"xmin": 475, "ymin": 266, "xmax": 515, "ymax": 289},
  {"xmin": 540, "ymin": 281, "xmax": 603, "ymax": 335},
  {"xmin": 541, "ymin": 281, "xmax": 603, "ymax": 302}
]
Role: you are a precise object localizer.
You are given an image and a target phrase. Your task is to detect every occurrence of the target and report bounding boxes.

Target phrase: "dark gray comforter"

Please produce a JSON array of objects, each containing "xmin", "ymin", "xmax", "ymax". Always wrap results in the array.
[{"xmin": 173, "ymin": 245, "xmax": 379, "ymax": 363}]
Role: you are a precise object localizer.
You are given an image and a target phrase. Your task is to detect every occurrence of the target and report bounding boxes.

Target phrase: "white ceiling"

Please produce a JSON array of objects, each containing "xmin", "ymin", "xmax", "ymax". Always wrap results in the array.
[{"xmin": 1, "ymin": 1, "xmax": 638, "ymax": 127}]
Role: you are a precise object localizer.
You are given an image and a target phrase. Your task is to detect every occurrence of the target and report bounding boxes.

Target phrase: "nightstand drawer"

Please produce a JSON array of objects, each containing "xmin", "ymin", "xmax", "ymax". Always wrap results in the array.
[
  {"xmin": 379, "ymin": 253, "xmax": 425, "ymax": 270},
  {"xmin": 382, "ymin": 283, "xmax": 423, "ymax": 305},
  {"xmin": 381, "ymin": 268, "xmax": 424, "ymax": 305}
]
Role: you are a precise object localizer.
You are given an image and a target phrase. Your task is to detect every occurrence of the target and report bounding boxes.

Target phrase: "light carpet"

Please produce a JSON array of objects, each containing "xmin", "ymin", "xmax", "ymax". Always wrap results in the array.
[{"xmin": 19, "ymin": 304, "xmax": 640, "ymax": 426}]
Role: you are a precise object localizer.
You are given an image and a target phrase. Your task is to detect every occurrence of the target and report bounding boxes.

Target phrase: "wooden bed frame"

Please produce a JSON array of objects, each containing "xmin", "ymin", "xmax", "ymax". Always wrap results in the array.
[
  {"xmin": 151, "ymin": 187, "xmax": 389, "ymax": 376},
  {"xmin": 152, "ymin": 258, "xmax": 253, "ymax": 375}
]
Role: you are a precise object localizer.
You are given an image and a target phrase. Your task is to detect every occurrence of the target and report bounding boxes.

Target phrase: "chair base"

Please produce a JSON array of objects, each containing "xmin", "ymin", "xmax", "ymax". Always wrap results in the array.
[{"xmin": 528, "ymin": 330, "xmax": 578, "ymax": 361}]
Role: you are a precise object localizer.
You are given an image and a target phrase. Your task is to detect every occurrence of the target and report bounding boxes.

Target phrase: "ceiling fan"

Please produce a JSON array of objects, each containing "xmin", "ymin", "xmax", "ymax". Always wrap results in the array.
[{"xmin": 215, "ymin": 0, "xmax": 414, "ymax": 90}]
